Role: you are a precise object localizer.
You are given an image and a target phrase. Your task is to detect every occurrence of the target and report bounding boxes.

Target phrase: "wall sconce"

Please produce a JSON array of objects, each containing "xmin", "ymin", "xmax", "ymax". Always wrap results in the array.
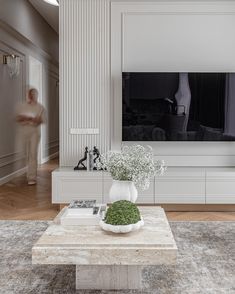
[{"xmin": 3, "ymin": 54, "xmax": 21, "ymax": 78}]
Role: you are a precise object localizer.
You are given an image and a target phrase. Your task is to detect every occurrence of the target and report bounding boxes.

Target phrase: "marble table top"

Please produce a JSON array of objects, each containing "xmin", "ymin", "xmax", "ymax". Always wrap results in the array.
[{"xmin": 32, "ymin": 206, "xmax": 177, "ymax": 266}]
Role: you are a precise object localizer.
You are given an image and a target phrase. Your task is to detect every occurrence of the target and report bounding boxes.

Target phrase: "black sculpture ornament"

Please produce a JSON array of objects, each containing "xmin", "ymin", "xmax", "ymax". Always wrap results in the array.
[
  {"xmin": 74, "ymin": 147, "xmax": 89, "ymax": 170},
  {"xmin": 93, "ymin": 146, "xmax": 100, "ymax": 170}
]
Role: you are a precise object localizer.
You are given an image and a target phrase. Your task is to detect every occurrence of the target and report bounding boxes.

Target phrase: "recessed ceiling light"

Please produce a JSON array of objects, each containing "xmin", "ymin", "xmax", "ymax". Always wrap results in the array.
[{"xmin": 43, "ymin": 0, "xmax": 59, "ymax": 6}]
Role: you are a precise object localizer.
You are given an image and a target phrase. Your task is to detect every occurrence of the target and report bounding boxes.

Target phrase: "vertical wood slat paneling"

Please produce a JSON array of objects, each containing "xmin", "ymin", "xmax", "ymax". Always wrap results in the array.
[{"xmin": 60, "ymin": 0, "xmax": 111, "ymax": 166}]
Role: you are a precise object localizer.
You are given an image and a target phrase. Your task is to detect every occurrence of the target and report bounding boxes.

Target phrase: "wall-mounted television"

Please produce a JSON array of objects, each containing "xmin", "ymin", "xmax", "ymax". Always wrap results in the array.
[{"xmin": 122, "ymin": 72, "xmax": 235, "ymax": 141}]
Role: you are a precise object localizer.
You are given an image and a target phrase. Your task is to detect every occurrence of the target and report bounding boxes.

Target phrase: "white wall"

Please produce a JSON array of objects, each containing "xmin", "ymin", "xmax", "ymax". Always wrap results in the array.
[
  {"xmin": 111, "ymin": 1, "xmax": 235, "ymax": 166},
  {"xmin": 60, "ymin": 0, "xmax": 111, "ymax": 166},
  {"xmin": 59, "ymin": 0, "xmax": 235, "ymax": 167},
  {"xmin": 0, "ymin": 0, "xmax": 59, "ymax": 183},
  {"xmin": 122, "ymin": 14, "xmax": 235, "ymax": 72}
]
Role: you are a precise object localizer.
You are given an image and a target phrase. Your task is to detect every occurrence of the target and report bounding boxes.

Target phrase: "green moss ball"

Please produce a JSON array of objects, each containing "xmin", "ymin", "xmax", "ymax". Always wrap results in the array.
[{"xmin": 104, "ymin": 200, "xmax": 141, "ymax": 225}]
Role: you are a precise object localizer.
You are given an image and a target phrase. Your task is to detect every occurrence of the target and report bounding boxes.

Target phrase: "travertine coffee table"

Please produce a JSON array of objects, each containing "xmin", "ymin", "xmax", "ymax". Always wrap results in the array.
[{"xmin": 32, "ymin": 207, "xmax": 177, "ymax": 290}]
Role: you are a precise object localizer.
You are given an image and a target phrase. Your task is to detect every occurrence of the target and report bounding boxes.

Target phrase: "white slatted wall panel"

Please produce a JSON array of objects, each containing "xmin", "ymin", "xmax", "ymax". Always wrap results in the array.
[{"xmin": 60, "ymin": 0, "xmax": 111, "ymax": 166}]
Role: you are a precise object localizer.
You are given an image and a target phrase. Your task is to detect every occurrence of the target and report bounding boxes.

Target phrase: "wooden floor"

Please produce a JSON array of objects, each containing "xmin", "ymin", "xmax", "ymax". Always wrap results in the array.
[
  {"xmin": 0, "ymin": 159, "xmax": 59, "ymax": 220},
  {"xmin": 0, "ymin": 159, "xmax": 235, "ymax": 221}
]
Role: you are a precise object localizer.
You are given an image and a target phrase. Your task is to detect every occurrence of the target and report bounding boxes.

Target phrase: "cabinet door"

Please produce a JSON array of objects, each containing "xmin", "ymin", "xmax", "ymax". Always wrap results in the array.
[
  {"xmin": 102, "ymin": 173, "xmax": 154, "ymax": 204},
  {"xmin": 155, "ymin": 168, "xmax": 206, "ymax": 204},
  {"xmin": 52, "ymin": 171, "xmax": 103, "ymax": 203},
  {"xmin": 206, "ymin": 169, "xmax": 235, "ymax": 204},
  {"xmin": 136, "ymin": 181, "xmax": 154, "ymax": 204}
]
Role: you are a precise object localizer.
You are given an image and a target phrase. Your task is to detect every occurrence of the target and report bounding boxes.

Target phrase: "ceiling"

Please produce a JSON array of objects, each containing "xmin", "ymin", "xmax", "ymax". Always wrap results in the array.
[{"xmin": 28, "ymin": 0, "xmax": 59, "ymax": 33}]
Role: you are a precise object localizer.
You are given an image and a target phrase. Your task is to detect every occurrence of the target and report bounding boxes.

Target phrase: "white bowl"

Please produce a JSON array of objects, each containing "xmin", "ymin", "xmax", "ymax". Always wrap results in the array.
[{"xmin": 99, "ymin": 217, "xmax": 144, "ymax": 234}]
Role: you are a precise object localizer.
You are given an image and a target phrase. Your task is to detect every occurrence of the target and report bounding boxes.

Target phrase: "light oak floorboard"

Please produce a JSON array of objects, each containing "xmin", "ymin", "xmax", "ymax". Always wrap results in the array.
[
  {"xmin": 0, "ymin": 159, "xmax": 59, "ymax": 220},
  {"xmin": 0, "ymin": 159, "xmax": 235, "ymax": 221},
  {"xmin": 166, "ymin": 211, "xmax": 235, "ymax": 221}
]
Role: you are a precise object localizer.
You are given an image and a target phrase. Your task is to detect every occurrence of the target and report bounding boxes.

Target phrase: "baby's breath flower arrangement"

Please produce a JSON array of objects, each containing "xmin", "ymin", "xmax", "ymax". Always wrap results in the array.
[{"xmin": 96, "ymin": 145, "xmax": 166, "ymax": 190}]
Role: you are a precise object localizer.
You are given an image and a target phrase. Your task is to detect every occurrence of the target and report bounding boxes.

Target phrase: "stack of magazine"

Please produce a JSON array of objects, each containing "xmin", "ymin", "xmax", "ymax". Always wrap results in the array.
[{"xmin": 60, "ymin": 200, "xmax": 106, "ymax": 226}]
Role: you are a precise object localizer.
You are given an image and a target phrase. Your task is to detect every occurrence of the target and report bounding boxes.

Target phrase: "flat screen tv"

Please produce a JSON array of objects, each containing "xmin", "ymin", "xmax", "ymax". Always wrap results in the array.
[{"xmin": 122, "ymin": 72, "xmax": 235, "ymax": 141}]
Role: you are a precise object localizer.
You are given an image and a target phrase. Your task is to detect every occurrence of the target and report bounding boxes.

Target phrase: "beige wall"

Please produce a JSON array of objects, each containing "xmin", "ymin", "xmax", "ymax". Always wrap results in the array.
[
  {"xmin": 0, "ymin": 0, "xmax": 58, "ymax": 62},
  {"xmin": 0, "ymin": 0, "xmax": 59, "ymax": 183},
  {"xmin": 0, "ymin": 41, "xmax": 26, "ymax": 180}
]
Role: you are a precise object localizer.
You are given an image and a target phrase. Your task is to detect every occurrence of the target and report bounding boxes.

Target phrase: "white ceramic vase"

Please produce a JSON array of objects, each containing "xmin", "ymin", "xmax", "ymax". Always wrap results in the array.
[{"xmin": 109, "ymin": 180, "xmax": 138, "ymax": 203}]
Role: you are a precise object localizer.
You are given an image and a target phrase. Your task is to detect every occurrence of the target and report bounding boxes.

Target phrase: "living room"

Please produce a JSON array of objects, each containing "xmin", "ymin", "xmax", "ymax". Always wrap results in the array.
[{"xmin": 0, "ymin": 0, "xmax": 235, "ymax": 293}]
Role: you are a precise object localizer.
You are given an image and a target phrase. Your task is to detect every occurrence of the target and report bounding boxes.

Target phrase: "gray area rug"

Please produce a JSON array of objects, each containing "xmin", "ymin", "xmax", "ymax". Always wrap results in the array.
[{"xmin": 0, "ymin": 221, "xmax": 234, "ymax": 294}]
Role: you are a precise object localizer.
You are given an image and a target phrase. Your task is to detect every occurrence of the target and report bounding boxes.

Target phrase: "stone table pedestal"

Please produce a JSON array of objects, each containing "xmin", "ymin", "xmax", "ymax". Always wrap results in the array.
[{"xmin": 76, "ymin": 265, "xmax": 142, "ymax": 290}]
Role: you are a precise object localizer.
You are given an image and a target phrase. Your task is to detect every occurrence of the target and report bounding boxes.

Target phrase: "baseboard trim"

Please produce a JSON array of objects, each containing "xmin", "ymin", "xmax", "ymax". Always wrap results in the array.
[
  {"xmin": 0, "ymin": 152, "xmax": 58, "ymax": 185},
  {"xmin": 41, "ymin": 152, "xmax": 59, "ymax": 164},
  {"xmin": 0, "ymin": 167, "xmax": 27, "ymax": 186}
]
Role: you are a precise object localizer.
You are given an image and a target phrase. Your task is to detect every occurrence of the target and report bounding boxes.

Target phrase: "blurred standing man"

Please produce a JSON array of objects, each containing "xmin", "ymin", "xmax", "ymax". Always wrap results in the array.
[{"xmin": 16, "ymin": 88, "xmax": 46, "ymax": 185}]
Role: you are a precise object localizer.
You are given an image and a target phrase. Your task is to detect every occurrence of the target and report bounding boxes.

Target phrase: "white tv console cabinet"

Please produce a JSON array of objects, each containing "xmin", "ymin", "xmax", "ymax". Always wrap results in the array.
[{"xmin": 52, "ymin": 167, "xmax": 235, "ymax": 204}]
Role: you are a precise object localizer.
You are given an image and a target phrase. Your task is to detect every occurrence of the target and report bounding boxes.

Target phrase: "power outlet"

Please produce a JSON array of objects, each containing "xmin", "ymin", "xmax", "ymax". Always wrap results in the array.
[{"xmin": 70, "ymin": 128, "xmax": 99, "ymax": 135}]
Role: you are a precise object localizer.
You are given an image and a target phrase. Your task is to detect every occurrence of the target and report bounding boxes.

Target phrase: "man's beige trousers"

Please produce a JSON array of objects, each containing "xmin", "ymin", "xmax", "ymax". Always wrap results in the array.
[{"xmin": 17, "ymin": 126, "xmax": 40, "ymax": 181}]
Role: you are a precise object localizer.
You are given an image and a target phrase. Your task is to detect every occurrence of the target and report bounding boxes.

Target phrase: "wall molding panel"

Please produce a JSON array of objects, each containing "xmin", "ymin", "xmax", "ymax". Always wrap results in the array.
[
  {"xmin": 0, "ymin": 38, "xmax": 26, "ymax": 180},
  {"xmin": 0, "ymin": 167, "xmax": 27, "ymax": 186},
  {"xmin": 111, "ymin": 1, "xmax": 235, "ymax": 166},
  {"xmin": 60, "ymin": 0, "xmax": 111, "ymax": 166}
]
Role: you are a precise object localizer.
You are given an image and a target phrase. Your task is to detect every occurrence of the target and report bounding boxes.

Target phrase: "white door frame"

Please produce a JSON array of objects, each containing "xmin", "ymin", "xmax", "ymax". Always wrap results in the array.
[{"xmin": 28, "ymin": 56, "xmax": 43, "ymax": 164}]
